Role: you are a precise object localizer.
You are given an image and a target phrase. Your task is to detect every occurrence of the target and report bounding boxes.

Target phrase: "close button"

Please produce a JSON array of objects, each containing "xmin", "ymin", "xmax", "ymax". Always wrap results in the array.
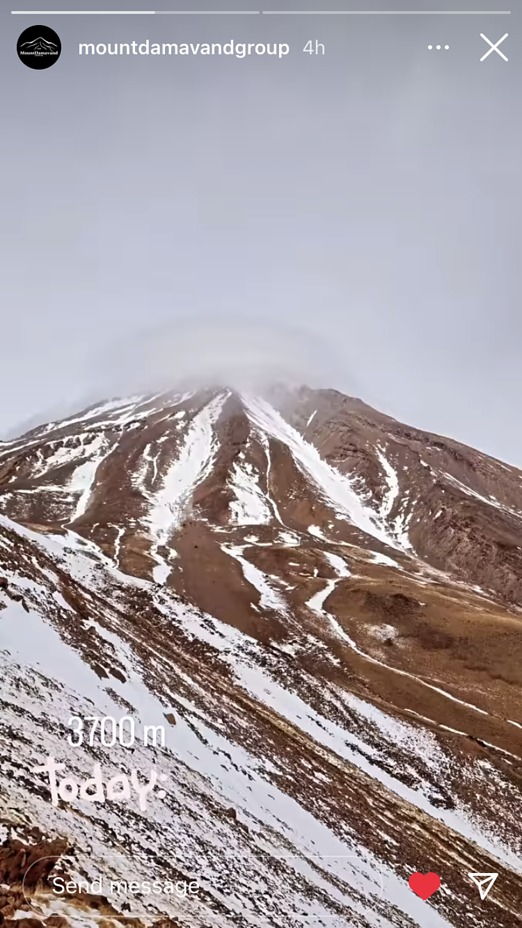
[{"xmin": 480, "ymin": 33, "xmax": 509, "ymax": 62}]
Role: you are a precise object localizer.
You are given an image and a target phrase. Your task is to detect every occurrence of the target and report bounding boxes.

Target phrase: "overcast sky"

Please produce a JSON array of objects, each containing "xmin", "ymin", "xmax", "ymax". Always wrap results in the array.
[{"xmin": 2, "ymin": 1, "xmax": 520, "ymax": 464}]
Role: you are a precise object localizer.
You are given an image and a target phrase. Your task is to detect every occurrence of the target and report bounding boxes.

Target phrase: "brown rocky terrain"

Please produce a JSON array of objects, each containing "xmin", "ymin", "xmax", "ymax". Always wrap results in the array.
[{"xmin": 0, "ymin": 386, "xmax": 520, "ymax": 927}]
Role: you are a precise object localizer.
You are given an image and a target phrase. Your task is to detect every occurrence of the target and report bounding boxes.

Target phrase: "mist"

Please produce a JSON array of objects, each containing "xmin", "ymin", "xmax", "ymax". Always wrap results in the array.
[
  {"xmin": 94, "ymin": 314, "xmax": 362, "ymax": 397},
  {"xmin": 2, "ymin": 3, "xmax": 520, "ymax": 463},
  {"xmin": 2, "ymin": 314, "xmax": 364, "ymax": 439}
]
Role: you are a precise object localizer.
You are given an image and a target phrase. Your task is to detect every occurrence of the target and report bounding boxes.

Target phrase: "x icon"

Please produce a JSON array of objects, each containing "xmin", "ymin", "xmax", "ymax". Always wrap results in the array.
[{"xmin": 480, "ymin": 33, "xmax": 509, "ymax": 62}]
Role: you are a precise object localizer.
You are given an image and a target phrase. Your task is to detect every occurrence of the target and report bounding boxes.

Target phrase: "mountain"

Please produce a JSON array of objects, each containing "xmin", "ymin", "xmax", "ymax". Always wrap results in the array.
[
  {"xmin": 0, "ymin": 386, "xmax": 521, "ymax": 927},
  {"xmin": 20, "ymin": 37, "xmax": 58, "ymax": 51}
]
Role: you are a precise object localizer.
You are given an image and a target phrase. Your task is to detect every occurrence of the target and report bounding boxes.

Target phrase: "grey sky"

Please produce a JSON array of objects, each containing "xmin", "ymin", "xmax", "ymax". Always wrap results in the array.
[{"xmin": 2, "ymin": 1, "xmax": 520, "ymax": 464}]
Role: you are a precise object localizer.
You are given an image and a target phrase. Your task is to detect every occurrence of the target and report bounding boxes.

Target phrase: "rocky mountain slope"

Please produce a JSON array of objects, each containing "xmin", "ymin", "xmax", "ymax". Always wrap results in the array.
[{"xmin": 0, "ymin": 386, "xmax": 521, "ymax": 927}]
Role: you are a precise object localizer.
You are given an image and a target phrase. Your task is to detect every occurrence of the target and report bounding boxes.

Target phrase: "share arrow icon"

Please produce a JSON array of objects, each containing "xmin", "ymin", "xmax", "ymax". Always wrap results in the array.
[{"xmin": 468, "ymin": 873, "xmax": 498, "ymax": 900}]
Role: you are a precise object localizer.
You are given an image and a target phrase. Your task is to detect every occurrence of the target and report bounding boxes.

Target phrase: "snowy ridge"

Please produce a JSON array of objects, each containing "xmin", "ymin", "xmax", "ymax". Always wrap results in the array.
[
  {"xmin": 443, "ymin": 471, "xmax": 522, "ymax": 521},
  {"xmin": 242, "ymin": 395, "xmax": 401, "ymax": 550},
  {"xmin": 148, "ymin": 392, "xmax": 227, "ymax": 545}
]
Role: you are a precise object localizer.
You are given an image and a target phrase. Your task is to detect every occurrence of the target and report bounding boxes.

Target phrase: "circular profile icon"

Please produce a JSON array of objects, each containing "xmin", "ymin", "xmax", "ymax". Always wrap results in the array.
[{"xmin": 17, "ymin": 24, "xmax": 61, "ymax": 69}]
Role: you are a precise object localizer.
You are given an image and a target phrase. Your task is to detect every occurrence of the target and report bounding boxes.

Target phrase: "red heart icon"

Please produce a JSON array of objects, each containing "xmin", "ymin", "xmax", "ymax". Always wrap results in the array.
[{"xmin": 408, "ymin": 872, "xmax": 441, "ymax": 900}]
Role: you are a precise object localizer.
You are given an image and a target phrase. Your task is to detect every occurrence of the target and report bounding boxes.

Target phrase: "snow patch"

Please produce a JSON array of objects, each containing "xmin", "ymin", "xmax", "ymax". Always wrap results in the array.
[
  {"xmin": 229, "ymin": 460, "xmax": 272, "ymax": 526},
  {"xmin": 224, "ymin": 544, "xmax": 287, "ymax": 614},
  {"xmin": 376, "ymin": 447, "xmax": 400, "ymax": 519},
  {"xmin": 370, "ymin": 551, "xmax": 401, "ymax": 569},
  {"xmin": 69, "ymin": 436, "xmax": 109, "ymax": 520}
]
